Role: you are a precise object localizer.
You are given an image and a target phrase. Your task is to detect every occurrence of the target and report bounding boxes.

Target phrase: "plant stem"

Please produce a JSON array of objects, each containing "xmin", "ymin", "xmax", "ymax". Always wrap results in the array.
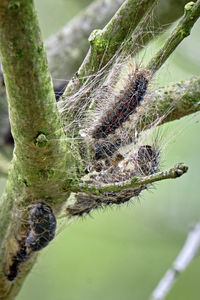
[
  {"xmin": 0, "ymin": 1, "xmax": 76, "ymax": 298},
  {"xmin": 75, "ymin": 163, "xmax": 188, "ymax": 194},
  {"xmin": 150, "ymin": 223, "xmax": 200, "ymax": 300},
  {"xmin": 64, "ymin": 0, "xmax": 157, "ymax": 96},
  {"xmin": 134, "ymin": 76, "xmax": 200, "ymax": 133},
  {"xmin": 147, "ymin": 1, "xmax": 200, "ymax": 73}
]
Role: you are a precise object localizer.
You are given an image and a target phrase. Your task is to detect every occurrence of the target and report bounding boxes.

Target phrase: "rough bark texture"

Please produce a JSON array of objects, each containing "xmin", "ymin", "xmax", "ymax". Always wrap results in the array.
[
  {"xmin": 64, "ymin": 0, "xmax": 157, "ymax": 96},
  {"xmin": 0, "ymin": 1, "xmax": 80, "ymax": 298},
  {"xmin": 135, "ymin": 76, "xmax": 200, "ymax": 132}
]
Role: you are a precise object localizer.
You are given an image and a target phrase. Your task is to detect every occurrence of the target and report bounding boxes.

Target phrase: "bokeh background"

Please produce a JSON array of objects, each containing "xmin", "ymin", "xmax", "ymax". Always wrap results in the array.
[{"xmin": 0, "ymin": 0, "xmax": 200, "ymax": 299}]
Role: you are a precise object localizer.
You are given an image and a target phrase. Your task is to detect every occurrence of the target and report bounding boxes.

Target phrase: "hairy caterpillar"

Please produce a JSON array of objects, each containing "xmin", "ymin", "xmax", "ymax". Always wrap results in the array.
[
  {"xmin": 70, "ymin": 65, "xmax": 161, "ymax": 217},
  {"xmin": 90, "ymin": 68, "xmax": 152, "ymax": 140},
  {"xmin": 66, "ymin": 144, "xmax": 159, "ymax": 217},
  {"xmin": 26, "ymin": 202, "xmax": 57, "ymax": 251},
  {"xmin": 85, "ymin": 67, "xmax": 153, "ymax": 166},
  {"xmin": 6, "ymin": 240, "xmax": 28, "ymax": 281},
  {"xmin": 6, "ymin": 202, "xmax": 57, "ymax": 281},
  {"xmin": 134, "ymin": 145, "xmax": 159, "ymax": 176}
]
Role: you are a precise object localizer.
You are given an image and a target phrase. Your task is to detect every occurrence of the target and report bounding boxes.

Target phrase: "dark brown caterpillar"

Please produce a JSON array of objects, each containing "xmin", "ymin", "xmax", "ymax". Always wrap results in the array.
[
  {"xmin": 26, "ymin": 202, "xmax": 57, "ymax": 251},
  {"xmin": 90, "ymin": 69, "xmax": 151, "ymax": 140},
  {"xmin": 134, "ymin": 145, "xmax": 159, "ymax": 176},
  {"xmin": 6, "ymin": 240, "xmax": 28, "ymax": 281},
  {"xmin": 6, "ymin": 202, "xmax": 56, "ymax": 281}
]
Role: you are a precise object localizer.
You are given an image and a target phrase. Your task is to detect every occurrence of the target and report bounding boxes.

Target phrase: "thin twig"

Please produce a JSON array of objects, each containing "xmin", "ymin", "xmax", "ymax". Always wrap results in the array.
[
  {"xmin": 64, "ymin": 0, "xmax": 157, "ymax": 96},
  {"xmin": 46, "ymin": 0, "xmax": 124, "ymax": 90},
  {"xmin": 150, "ymin": 223, "xmax": 200, "ymax": 300},
  {"xmin": 147, "ymin": 1, "xmax": 200, "ymax": 73},
  {"xmin": 65, "ymin": 163, "xmax": 188, "ymax": 217},
  {"xmin": 75, "ymin": 163, "xmax": 188, "ymax": 194}
]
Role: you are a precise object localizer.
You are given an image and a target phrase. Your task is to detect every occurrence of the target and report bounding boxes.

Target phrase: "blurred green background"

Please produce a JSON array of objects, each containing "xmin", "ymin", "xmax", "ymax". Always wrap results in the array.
[{"xmin": 1, "ymin": 0, "xmax": 200, "ymax": 299}]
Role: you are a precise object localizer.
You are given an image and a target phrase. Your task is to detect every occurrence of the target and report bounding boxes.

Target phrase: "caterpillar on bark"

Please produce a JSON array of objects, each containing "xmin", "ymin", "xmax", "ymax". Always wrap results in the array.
[
  {"xmin": 26, "ymin": 202, "xmax": 57, "ymax": 251},
  {"xmin": 6, "ymin": 202, "xmax": 57, "ymax": 281},
  {"xmin": 6, "ymin": 240, "xmax": 28, "ymax": 281}
]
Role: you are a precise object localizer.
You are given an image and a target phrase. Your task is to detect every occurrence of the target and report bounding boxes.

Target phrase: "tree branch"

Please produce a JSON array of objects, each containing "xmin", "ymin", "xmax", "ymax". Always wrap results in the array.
[
  {"xmin": 150, "ymin": 223, "xmax": 200, "ymax": 300},
  {"xmin": 74, "ymin": 163, "xmax": 188, "ymax": 194},
  {"xmin": 0, "ymin": 0, "xmax": 196, "ymax": 147},
  {"xmin": 64, "ymin": 0, "xmax": 157, "ymax": 96},
  {"xmin": 65, "ymin": 163, "xmax": 188, "ymax": 217},
  {"xmin": 147, "ymin": 1, "xmax": 200, "ymax": 73},
  {"xmin": 0, "ymin": 1, "xmax": 79, "ymax": 298},
  {"xmin": 46, "ymin": 0, "xmax": 124, "ymax": 91},
  {"xmin": 107, "ymin": 0, "xmax": 200, "ymax": 86},
  {"xmin": 47, "ymin": 0, "xmax": 190, "ymax": 91},
  {"xmin": 135, "ymin": 76, "xmax": 200, "ymax": 132}
]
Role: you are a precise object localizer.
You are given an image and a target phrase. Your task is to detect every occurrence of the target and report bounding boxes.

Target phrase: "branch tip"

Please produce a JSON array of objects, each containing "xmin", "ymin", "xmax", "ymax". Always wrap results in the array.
[
  {"xmin": 76, "ymin": 162, "xmax": 188, "ymax": 195},
  {"xmin": 184, "ymin": 2, "xmax": 195, "ymax": 11},
  {"xmin": 147, "ymin": 0, "xmax": 200, "ymax": 73},
  {"xmin": 174, "ymin": 163, "xmax": 188, "ymax": 177}
]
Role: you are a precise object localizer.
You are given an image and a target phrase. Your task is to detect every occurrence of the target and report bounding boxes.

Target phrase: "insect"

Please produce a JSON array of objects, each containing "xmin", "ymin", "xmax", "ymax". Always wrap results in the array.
[
  {"xmin": 26, "ymin": 202, "xmax": 57, "ymax": 251},
  {"xmin": 70, "ymin": 67, "xmax": 160, "ymax": 217},
  {"xmin": 134, "ymin": 145, "xmax": 159, "ymax": 176},
  {"xmin": 6, "ymin": 202, "xmax": 56, "ymax": 281},
  {"xmin": 90, "ymin": 69, "xmax": 151, "ymax": 140},
  {"xmin": 6, "ymin": 241, "xmax": 28, "ymax": 281},
  {"xmin": 66, "ymin": 144, "xmax": 159, "ymax": 218},
  {"xmin": 86, "ymin": 67, "xmax": 153, "ymax": 168}
]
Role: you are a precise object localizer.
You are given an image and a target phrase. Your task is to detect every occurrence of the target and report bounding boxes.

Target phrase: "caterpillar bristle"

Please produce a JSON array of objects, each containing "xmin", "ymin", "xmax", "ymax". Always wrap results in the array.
[{"xmin": 133, "ymin": 144, "xmax": 159, "ymax": 176}]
